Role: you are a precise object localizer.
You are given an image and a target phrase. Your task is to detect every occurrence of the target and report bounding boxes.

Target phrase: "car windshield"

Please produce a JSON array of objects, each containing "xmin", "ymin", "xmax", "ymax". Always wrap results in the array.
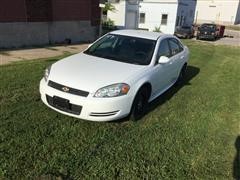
[
  {"xmin": 84, "ymin": 34, "xmax": 156, "ymax": 65},
  {"xmin": 200, "ymin": 24, "xmax": 216, "ymax": 30}
]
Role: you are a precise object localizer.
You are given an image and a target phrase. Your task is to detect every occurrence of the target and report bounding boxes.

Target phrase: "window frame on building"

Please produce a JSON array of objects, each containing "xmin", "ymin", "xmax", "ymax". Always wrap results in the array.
[
  {"xmin": 161, "ymin": 14, "xmax": 168, "ymax": 25},
  {"xmin": 139, "ymin": 12, "xmax": 146, "ymax": 24}
]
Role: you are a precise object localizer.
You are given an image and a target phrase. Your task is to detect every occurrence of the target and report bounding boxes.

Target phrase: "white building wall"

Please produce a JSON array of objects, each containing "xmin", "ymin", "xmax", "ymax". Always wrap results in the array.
[
  {"xmin": 138, "ymin": 2, "xmax": 178, "ymax": 34},
  {"xmin": 107, "ymin": 0, "xmax": 196, "ymax": 34},
  {"xmin": 195, "ymin": 0, "xmax": 240, "ymax": 25},
  {"xmin": 107, "ymin": 0, "xmax": 126, "ymax": 28}
]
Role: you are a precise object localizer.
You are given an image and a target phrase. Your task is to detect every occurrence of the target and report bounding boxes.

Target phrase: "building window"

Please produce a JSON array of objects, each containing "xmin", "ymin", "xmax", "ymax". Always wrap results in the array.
[
  {"xmin": 139, "ymin": 13, "xmax": 145, "ymax": 24},
  {"xmin": 128, "ymin": 0, "xmax": 139, "ymax": 5},
  {"xmin": 161, "ymin": 14, "xmax": 168, "ymax": 25}
]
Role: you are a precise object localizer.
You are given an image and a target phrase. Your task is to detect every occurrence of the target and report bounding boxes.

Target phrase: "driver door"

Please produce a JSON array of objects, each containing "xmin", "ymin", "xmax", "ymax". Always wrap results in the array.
[{"xmin": 151, "ymin": 38, "xmax": 173, "ymax": 97}]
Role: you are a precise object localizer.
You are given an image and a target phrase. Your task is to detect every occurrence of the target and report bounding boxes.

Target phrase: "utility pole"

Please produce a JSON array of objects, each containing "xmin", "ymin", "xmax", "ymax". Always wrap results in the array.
[{"xmin": 99, "ymin": 0, "xmax": 107, "ymax": 37}]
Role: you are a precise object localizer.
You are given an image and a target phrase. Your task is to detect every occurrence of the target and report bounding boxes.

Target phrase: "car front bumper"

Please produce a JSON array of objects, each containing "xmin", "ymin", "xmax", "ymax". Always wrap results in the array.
[
  {"xmin": 175, "ymin": 33, "xmax": 187, "ymax": 38},
  {"xmin": 198, "ymin": 34, "xmax": 215, "ymax": 39},
  {"xmin": 39, "ymin": 79, "xmax": 134, "ymax": 121}
]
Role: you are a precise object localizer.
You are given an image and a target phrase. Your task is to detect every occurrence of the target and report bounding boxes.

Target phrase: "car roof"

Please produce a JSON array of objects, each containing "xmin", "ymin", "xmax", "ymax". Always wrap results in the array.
[{"xmin": 110, "ymin": 29, "xmax": 165, "ymax": 40}]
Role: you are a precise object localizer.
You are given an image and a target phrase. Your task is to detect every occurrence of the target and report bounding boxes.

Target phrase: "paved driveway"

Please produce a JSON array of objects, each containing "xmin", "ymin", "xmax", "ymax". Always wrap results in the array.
[
  {"xmin": 0, "ymin": 44, "xmax": 89, "ymax": 65},
  {"xmin": 193, "ymin": 29, "xmax": 240, "ymax": 46},
  {"xmin": 214, "ymin": 37, "xmax": 240, "ymax": 46}
]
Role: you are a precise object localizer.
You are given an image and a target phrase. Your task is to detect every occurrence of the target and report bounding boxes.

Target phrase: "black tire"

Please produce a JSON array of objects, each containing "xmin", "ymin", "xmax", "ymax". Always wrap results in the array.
[
  {"xmin": 176, "ymin": 64, "xmax": 187, "ymax": 86},
  {"xmin": 130, "ymin": 88, "xmax": 149, "ymax": 121}
]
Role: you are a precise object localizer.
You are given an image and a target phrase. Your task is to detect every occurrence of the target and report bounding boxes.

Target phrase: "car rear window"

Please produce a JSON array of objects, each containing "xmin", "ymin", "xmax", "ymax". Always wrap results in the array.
[{"xmin": 200, "ymin": 24, "xmax": 216, "ymax": 30}]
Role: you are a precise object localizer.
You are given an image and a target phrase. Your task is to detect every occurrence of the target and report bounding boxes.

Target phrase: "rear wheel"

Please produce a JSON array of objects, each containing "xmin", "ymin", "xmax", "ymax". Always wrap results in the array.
[{"xmin": 130, "ymin": 88, "xmax": 149, "ymax": 121}]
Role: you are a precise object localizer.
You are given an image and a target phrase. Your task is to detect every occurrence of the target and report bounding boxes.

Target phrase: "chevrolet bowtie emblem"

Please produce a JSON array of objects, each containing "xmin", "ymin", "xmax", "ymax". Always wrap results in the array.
[{"xmin": 62, "ymin": 86, "xmax": 70, "ymax": 92}]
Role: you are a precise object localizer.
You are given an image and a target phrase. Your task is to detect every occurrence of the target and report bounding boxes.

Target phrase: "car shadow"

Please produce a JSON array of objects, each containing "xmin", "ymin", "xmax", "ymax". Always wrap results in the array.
[
  {"xmin": 112, "ymin": 65, "xmax": 200, "ymax": 123},
  {"xmin": 147, "ymin": 65, "xmax": 200, "ymax": 113},
  {"xmin": 233, "ymin": 136, "xmax": 240, "ymax": 180}
]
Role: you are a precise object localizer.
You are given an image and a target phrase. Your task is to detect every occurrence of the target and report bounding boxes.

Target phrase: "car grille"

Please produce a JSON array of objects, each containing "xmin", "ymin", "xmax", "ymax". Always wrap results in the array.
[
  {"xmin": 46, "ymin": 95, "xmax": 82, "ymax": 115},
  {"xmin": 48, "ymin": 80, "xmax": 89, "ymax": 97}
]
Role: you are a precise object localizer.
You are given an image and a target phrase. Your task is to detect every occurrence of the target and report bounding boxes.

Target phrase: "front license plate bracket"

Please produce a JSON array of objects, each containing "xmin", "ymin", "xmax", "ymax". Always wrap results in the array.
[{"xmin": 53, "ymin": 96, "xmax": 70, "ymax": 109}]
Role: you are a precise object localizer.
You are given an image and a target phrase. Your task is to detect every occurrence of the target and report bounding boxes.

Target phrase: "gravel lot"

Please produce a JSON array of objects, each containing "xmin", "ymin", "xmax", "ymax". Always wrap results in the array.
[
  {"xmin": 193, "ymin": 29, "xmax": 240, "ymax": 46},
  {"xmin": 214, "ymin": 37, "xmax": 240, "ymax": 46}
]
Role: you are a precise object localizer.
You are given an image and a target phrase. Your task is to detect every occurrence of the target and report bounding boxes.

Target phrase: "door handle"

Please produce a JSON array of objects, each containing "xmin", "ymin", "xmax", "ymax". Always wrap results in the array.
[{"xmin": 180, "ymin": 56, "xmax": 184, "ymax": 59}]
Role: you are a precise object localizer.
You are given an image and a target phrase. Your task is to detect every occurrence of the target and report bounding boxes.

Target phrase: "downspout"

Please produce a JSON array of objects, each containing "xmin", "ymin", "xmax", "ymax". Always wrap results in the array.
[
  {"xmin": 23, "ymin": 0, "xmax": 27, "ymax": 22},
  {"xmin": 124, "ymin": 0, "xmax": 127, "ymax": 28}
]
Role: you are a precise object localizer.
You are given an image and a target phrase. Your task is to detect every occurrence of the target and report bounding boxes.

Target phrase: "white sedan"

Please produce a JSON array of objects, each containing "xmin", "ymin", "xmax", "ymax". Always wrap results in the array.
[{"xmin": 40, "ymin": 30, "xmax": 189, "ymax": 121}]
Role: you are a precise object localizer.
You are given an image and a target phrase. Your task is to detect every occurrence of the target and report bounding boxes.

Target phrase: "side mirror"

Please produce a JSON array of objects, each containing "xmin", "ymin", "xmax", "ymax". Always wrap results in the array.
[{"xmin": 158, "ymin": 56, "xmax": 170, "ymax": 64}]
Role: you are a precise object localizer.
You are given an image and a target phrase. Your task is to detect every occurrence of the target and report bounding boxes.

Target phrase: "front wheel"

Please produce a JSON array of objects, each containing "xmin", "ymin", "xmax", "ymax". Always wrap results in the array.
[{"xmin": 130, "ymin": 88, "xmax": 149, "ymax": 121}]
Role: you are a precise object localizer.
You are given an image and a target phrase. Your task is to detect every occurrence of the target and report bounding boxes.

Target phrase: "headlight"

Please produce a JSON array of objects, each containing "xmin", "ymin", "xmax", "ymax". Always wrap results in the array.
[
  {"xmin": 94, "ymin": 83, "xmax": 130, "ymax": 98},
  {"xmin": 44, "ymin": 65, "xmax": 51, "ymax": 82},
  {"xmin": 211, "ymin": 32, "xmax": 215, "ymax": 35}
]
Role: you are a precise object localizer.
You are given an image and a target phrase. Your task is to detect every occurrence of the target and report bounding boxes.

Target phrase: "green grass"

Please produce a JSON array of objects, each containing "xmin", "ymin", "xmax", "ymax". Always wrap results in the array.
[{"xmin": 0, "ymin": 41, "xmax": 240, "ymax": 179}]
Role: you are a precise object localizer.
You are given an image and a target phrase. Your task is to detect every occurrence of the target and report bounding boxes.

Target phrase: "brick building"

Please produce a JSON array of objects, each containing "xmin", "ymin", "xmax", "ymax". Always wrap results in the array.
[{"xmin": 0, "ymin": 0, "xmax": 101, "ymax": 48}]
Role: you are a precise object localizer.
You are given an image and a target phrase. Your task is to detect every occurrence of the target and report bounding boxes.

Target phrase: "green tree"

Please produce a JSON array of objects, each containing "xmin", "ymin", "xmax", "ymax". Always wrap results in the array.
[{"xmin": 103, "ymin": 2, "xmax": 116, "ymax": 15}]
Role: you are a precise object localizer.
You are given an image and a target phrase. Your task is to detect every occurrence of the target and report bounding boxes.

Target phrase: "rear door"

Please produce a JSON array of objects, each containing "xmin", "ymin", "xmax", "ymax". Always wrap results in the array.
[{"xmin": 168, "ymin": 38, "xmax": 185, "ymax": 82}]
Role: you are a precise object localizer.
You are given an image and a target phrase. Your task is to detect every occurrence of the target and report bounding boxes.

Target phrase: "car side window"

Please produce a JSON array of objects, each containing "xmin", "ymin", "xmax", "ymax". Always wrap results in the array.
[
  {"xmin": 168, "ymin": 38, "xmax": 183, "ymax": 56},
  {"xmin": 157, "ymin": 39, "xmax": 171, "ymax": 59},
  {"xmin": 178, "ymin": 40, "xmax": 184, "ymax": 52}
]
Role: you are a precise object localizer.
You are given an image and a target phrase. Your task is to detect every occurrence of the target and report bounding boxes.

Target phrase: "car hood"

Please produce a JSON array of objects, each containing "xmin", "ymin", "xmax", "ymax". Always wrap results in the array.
[{"xmin": 49, "ymin": 53, "xmax": 146, "ymax": 93}]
